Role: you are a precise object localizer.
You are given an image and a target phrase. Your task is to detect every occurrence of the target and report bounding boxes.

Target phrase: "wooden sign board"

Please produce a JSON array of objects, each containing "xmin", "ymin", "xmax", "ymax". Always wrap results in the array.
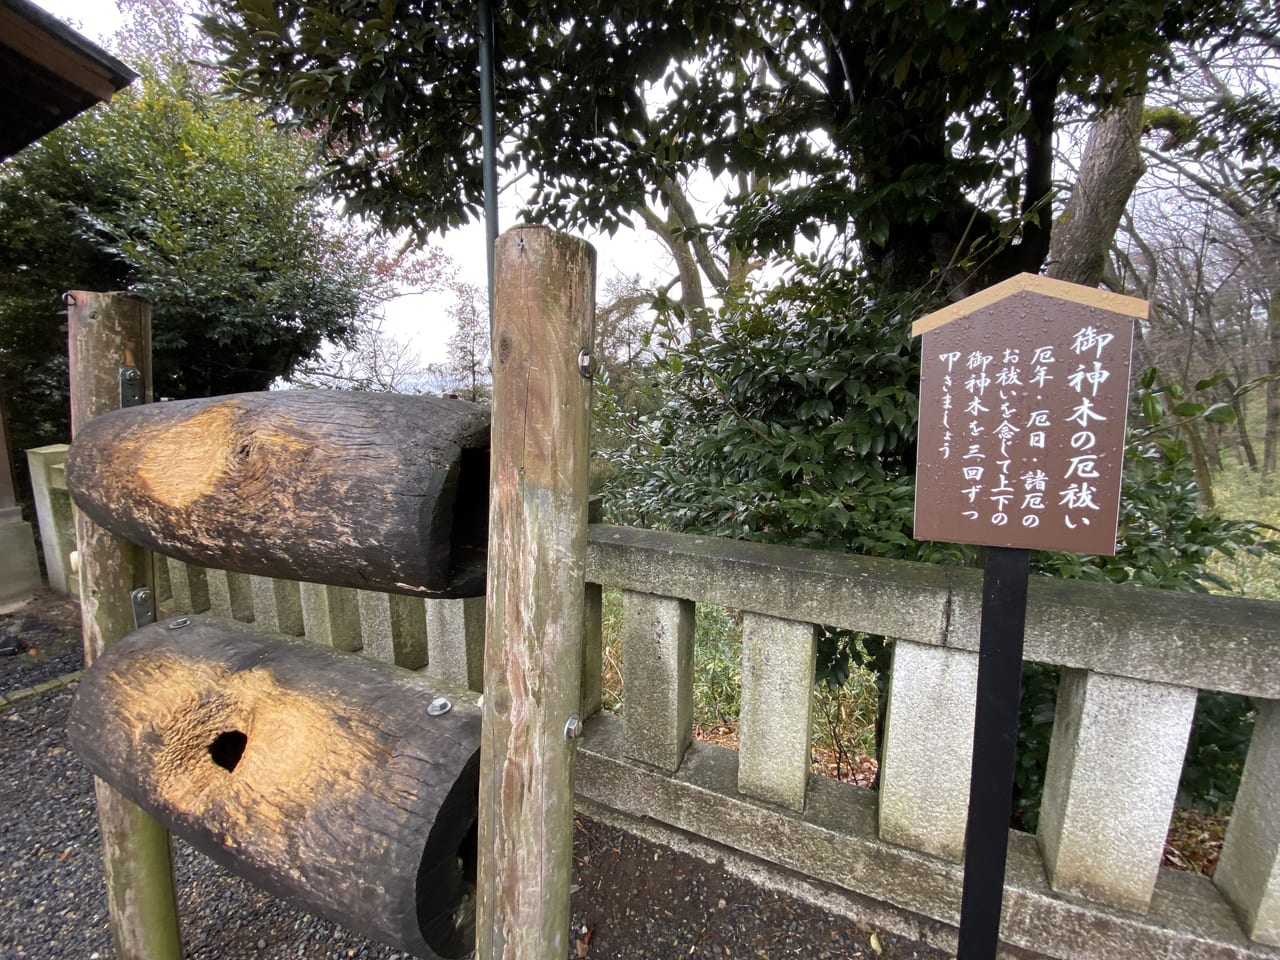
[{"xmin": 913, "ymin": 274, "xmax": 1146, "ymax": 556}]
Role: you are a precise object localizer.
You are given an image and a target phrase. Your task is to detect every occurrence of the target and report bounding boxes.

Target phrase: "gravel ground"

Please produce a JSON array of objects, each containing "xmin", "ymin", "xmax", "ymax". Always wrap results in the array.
[{"xmin": 1, "ymin": 594, "xmax": 953, "ymax": 960}]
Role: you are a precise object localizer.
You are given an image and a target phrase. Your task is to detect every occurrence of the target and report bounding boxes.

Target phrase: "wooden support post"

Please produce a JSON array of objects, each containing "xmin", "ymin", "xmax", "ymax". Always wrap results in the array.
[
  {"xmin": 68, "ymin": 290, "xmax": 183, "ymax": 960},
  {"xmin": 477, "ymin": 226, "xmax": 595, "ymax": 960}
]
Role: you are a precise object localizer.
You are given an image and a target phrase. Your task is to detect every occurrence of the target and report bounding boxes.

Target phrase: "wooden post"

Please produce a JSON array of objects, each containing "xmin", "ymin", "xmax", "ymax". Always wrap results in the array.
[
  {"xmin": 67, "ymin": 291, "xmax": 183, "ymax": 960},
  {"xmin": 476, "ymin": 226, "xmax": 595, "ymax": 960}
]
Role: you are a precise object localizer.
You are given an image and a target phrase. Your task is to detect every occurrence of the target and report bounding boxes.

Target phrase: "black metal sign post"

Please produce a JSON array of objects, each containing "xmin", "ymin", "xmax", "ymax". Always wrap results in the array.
[
  {"xmin": 910, "ymin": 274, "xmax": 1147, "ymax": 959},
  {"xmin": 955, "ymin": 546, "xmax": 1030, "ymax": 959}
]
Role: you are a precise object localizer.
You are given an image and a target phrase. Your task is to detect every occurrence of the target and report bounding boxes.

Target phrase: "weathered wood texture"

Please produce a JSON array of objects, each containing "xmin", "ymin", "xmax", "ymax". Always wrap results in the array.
[
  {"xmin": 67, "ymin": 290, "xmax": 183, "ymax": 960},
  {"xmin": 65, "ymin": 390, "xmax": 491, "ymax": 597},
  {"xmin": 68, "ymin": 617, "xmax": 482, "ymax": 960},
  {"xmin": 477, "ymin": 226, "xmax": 595, "ymax": 960}
]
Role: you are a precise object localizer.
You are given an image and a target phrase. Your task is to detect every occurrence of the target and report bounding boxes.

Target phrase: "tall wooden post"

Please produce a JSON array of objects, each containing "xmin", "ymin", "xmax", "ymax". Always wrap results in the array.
[
  {"xmin": 68, "ymin": 291, "xmax": 183, "ymax": 960},
  {"xmin": 476, "ymin": 227, "xmax": 595, "ymax": 960}
]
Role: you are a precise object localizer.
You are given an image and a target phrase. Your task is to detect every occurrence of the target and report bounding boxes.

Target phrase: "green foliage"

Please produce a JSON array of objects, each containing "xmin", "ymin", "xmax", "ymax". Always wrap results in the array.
[
  {"xmin": 1209, "ymin": 466, "xmax": 1280, "ymax": 601},
  {"xmin": 608, "ymin": 262, "xmax": 1277, "ymax": 826},
  {"xmin": 0, "ymin": 18, "xmax": 386, "ymax": 464},
  {"xmin": 607, "ymin": 260, "xmax": 966, "ymax": 565},
  {"xmin": 203, "ymin": 0, "xmax": 1256, "ymax": 294}
]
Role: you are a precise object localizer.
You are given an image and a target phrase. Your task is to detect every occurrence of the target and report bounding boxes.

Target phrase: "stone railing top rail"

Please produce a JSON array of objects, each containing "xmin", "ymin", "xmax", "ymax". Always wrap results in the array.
[{"xmin": 586, "ymin": 524, "xmax": 1280, "ymax": 700}]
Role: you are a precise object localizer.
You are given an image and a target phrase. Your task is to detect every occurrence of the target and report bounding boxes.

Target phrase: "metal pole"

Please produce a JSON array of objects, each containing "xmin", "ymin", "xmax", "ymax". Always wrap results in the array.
[
  {"xmin": 477, "ymin": 0, "xmax": 499, "ymax": 333},
  {"xmin": 956, "ymin": 545, "xmax": 1031, "ymax": 959}
]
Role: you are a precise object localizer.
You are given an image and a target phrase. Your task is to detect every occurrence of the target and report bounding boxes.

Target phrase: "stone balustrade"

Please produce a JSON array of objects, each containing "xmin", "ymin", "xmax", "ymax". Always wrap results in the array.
[{"xmin": 89, "ymin": 521, "xmax": 1280, "ymax": 960}]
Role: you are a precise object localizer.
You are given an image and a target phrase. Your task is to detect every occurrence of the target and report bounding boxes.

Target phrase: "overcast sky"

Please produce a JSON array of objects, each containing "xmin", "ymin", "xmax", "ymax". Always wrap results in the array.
[{"xmin": 27, "ymin": 0, "xmax": 672, "ymax": 368}]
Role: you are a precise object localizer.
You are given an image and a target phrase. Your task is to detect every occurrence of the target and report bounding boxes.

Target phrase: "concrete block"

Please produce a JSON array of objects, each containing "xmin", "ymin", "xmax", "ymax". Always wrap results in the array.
[
  {"xmin": 582, "ymin": 581, "xmax": 603, "ymax": 718},
  {"xmin": 26, "ymin": 445, "xmax": 74, "ymax": 595},
  {"xmin": 738, "ymin": 612, "xmax": 816, "ymax": 812},
  {"xmin": 299, "ymin": 582, "xmax": 361, "ymax": 652},
  {"xmin": 166, "ymin": 559, "xmax": 210, "ymax": 614},
  {"xmin": 207, "ymin": 569, "xmax": 254, "ymax": 621},
  {"xmin": 248, "ymin": 575, "xmax": 303, "ymax": 635},
  {"xmin": 0, "ymin": 519, "xmax": 42, "ymax": 604},
  {"xmin": 878, "ymin": 640, "xmax": 978, "ymax": 861},
  {"xmin": 1216, "ymin": 698, "xmax": 1280, "ymax": 945},
  {"xmin": 621, "ymin": 590, "xmax": 693, "ymax": 773},
  {"xmin": 425, "ymin": 596, "xmax": 484, "ymax": 691},
  {"xmin": 358, "ymin": 590, "xmax": 427, "ymax": 669},
  {"xmin": 153, "ymin": 553, "xmax": 172, "ymax": 603},
  {"xmin": 1037, "ymin": 668, "xmax": 1196, "ymax": 913}
]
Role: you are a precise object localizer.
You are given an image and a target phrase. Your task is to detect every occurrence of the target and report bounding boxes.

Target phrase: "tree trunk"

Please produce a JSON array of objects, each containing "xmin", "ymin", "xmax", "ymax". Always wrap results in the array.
[
  {"xmin": 1266, "ymin": 291, "xmax": 1279, "ymax": 478},
  {"xmin": 65, "ymin": 391, "xmax": 490, "ymax": 597},
  {"xmin": 1047, "ymin": 97, "xmax": 1146, "ymax": 288},
  {"xmin": 68, "ymin": 618, "xmax": 481, "ymax": 960}
]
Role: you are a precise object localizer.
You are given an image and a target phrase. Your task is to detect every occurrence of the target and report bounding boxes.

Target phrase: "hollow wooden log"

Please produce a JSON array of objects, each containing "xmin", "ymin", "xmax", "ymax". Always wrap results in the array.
[
  {"xmin": 65, "ymin": 390, "xmax": 490, "ymax": 597},
  {"xmin": 67, "ymin": 617, "xmax": 482, "ymax": 960}
]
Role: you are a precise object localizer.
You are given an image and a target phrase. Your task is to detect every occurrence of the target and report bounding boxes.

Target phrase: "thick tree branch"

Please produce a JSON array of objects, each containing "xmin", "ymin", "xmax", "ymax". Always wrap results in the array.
[{"xmin": 1046, "ymin": 97, "xmax": 1146, "ymax": 286}]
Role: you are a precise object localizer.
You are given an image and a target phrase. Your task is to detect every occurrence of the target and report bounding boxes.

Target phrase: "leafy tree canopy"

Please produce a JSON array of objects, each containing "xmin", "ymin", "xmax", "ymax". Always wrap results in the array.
[
  {"xmin": 0, "ymin": 0, "xmax": 393, "ymax": 459},
  {"xmin": 205, "ymin": 0, "xmax": 1252, "ymax": 294}
]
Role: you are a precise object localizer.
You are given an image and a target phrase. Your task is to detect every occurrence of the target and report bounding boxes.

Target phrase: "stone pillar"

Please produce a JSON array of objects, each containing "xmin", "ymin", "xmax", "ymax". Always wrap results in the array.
[
  {"xmin": 299, "ymin": 582, "xmax": 361, "ymax": 652},
  {"xmin": 582, "ymin": 579, "xmax": 603, "ymax": 718},
  {"xmin": 426, "ymin": 596, "xmax": 484, "ymax": 691},
  {"xmin": 249, "ymin": 575, "xmax": 303, "ymax": 635},
  {"xmin": 207, "ymin": 569, "xmax": 254, "ymax": 621},
  {"xmin": 0, "ymin": 395, "xmax": 41, "ymax": 605},
  {"xmin": 165, "ymin": 558, "xmax": 209, "ymax": 614},
  {"xmin": 357, "ymin": 591, "xmax": 428, "ymax": 669},
  {"xmin": 621, "ymin": 590, "xmax": 693, "ymax": 774},
  {"xmin": 878, "ymin": 640, "xmax": 978, "ymax": 861},
  {"xmin": 738, "ymin": 613, "xmax": 816, "ymax": 812},
  {"xmin": 1215, "ymin": 698, "xmax": 1280, "ymax": 946},
  {"xmin": 1037, "ymin": 669, "xmax": 1196, "ymax": 912},
  {"xmin": 27, "ymin": 445, "xmax": 75, "ymax": 595}
]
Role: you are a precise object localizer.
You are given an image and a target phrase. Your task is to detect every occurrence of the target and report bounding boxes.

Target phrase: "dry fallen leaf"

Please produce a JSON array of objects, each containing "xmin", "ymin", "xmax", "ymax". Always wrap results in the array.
[{"xmin": 869, "ymin": 930, "xmax": 883, "ymax": 955}]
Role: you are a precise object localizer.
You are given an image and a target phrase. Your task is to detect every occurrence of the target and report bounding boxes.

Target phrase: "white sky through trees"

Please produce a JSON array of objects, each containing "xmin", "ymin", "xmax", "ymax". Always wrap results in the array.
[{"xmin": 27, "ymin": 0, "xmax": 671, "ymax": 366}]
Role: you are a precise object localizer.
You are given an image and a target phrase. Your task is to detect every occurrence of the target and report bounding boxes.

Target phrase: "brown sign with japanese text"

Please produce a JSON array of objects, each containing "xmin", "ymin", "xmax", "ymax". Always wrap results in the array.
[{"xmin": 913, "ymin": 275, "xmax": 1146, "ymax": 555}]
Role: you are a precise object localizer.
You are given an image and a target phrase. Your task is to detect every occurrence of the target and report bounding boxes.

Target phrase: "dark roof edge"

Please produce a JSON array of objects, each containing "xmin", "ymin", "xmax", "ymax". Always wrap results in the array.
[{"xmin": 2, "ymin": 0, "xmax": 138, "ymax": 90}]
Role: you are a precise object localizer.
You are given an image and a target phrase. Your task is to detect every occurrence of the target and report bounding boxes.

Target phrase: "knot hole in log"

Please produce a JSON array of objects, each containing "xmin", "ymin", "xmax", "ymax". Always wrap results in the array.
[{"xmin": 209, "ymin": 730, "xmax": 247, "ymax": 772}]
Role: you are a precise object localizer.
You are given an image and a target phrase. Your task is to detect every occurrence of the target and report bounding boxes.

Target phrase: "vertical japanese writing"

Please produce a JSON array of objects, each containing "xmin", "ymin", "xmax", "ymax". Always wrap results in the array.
[
  {"xmin": 932, "ymin": 318, "xmax": 1124, "ymax": 538},
  {"xmin": 914, "ymin": 279, "xmax": 1142, "ymax": 555}
]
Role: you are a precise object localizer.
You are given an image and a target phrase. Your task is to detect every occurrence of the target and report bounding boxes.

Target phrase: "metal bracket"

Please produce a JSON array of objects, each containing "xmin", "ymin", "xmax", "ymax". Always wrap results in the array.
[
  {"xmin": 119, "ymin": 366, "xmax": 142, "ymax": 407},
  {"xmin": 129, "ymin": 587, "xmax": 155, "ymax": 630}
]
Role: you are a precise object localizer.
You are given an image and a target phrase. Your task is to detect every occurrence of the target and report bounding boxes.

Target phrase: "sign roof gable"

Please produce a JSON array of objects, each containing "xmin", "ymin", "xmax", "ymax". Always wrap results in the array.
[{"xmin": 912, "ymin": 273, "xmax": 1148, "ymax": 338}]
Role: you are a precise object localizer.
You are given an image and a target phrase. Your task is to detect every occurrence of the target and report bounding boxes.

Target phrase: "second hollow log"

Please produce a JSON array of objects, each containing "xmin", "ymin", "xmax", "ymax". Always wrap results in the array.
[
  {"xmin": 67, "ymin": 617, "xmax": 481, "ymax": 960},
  {"xmin": 65, "ymin": 390, "xmax": 490, "ymax": 597}
]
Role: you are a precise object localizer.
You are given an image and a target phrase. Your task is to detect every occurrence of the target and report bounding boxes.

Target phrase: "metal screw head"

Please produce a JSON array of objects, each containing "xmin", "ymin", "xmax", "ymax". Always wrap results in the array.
[
  {"xmin": 123, "ymin": 368, "xmax": 141, "ymax": 382},
  {"xmin": 564, "ymin": 714, "xmax": 583, "ymax": 740},
  {"xmin": 577, "ymin": 349, "xmax": 596, "ymax": 380},
  {"xmin": 168, "ymin": 617, "xmax": 191, "ymax": 630},
  {"xmin": 134, "ymin": 588, "xmax": 152, "ymax": 602},
  {"xmin": 427, "ymin": 697, "xmax": 453, "ymax": 717}
]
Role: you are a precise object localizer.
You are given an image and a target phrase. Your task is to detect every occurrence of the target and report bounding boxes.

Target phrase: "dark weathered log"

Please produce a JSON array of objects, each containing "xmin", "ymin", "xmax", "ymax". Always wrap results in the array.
[
  {"xmin": 68, "ymin": 617, "xmax": 482, "ymax": 960},
  {"xmin": 65, "ymin": 390, "xmax": 490, "ymax": 597}
]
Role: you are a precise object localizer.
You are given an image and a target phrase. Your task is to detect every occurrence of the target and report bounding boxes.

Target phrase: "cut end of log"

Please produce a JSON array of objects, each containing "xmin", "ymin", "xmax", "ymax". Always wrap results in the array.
[{"xmin": 68, "ymin": 618, "xmax": 483, "ymax": 959}]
